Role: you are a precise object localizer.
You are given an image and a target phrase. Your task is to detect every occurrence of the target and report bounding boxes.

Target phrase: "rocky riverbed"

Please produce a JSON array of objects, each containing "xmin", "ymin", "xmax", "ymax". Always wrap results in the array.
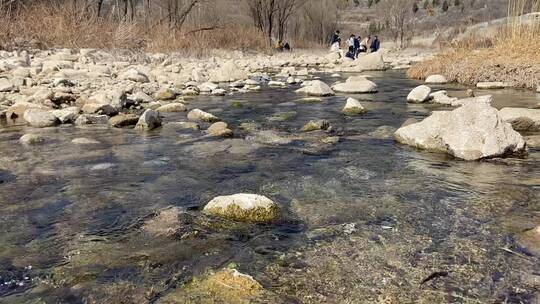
[{"xmin": 0, "ymin": 48, "xmax": 540, "ymax": 303}]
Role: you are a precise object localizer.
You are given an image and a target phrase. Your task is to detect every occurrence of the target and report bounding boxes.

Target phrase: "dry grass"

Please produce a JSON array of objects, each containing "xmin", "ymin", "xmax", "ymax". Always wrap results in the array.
[
  {"xmin": 0, "ymin": 2, "xmax": 268, "ymax": 53},
  {"xmin": 408, "ymin": 1, "xmax": 540, "ymax": 89}
]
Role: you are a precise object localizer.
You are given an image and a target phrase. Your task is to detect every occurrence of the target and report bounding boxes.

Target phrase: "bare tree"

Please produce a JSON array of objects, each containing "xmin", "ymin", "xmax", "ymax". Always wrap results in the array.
[
  {"xmin": 376, "ymin": 0, "xmax": 416, "ymax": 48},
  {"xmin": 275, "ymin": 0, "xmax": 307, "ymax": 42}
]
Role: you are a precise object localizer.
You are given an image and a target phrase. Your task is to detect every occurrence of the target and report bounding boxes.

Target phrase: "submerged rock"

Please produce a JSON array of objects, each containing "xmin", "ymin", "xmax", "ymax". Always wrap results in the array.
[
  {"xmin": 156, "ymin": 103, "xmax": 187, "ymax": 112},
  {"xmin": 425, "ymin": 74, "xmax": 447, "ymax": 84},
  {"xmin": 207, "ymin": 121, "xmax": 233, "ymax": 137},
  {"xmin": 203, "ymin": 193, "xmax": 280, "ymax": 222},
  {"xmin": 143, "ymin": 207, "xmax": 182, "ymax": 237},
  {"xmin": 342, "ymin": 97, "xmax": 367, "ymax": 115},
  {"xmin": 23, "ymin": 109, "xmax": 59, "ymax": 127},
  {"xmin": 394, "ymin": 102, "xmax": 526, "ymax": 160},
  {"xmin": 135, "ymin": 109, "xmax": 161, "ymax": 130},
  {"xmin": 499, "ymin": 108, "xmax": 540, "ymax": 132},
  {"xmin": 158, "ymin": 268, "xmax": 263, "ymax": 304},
  {"xmin": 295, "ymin": 80, "xmax": 335, "ymax": 97},
  {"xmin": 20, "ymin": 133, "xmax": 45, "ymax": 145},
  {"xmin": 301, "ymin": 120, "xmax": 330, "ymax": 132},
  {"xmin": 429, "ymin": 91, "xmax": 458, "ymax": 105},
  {"xmin": 72, "ymin": 137, "xmax": 101, "ymax": 145},
  {"xmin": 407, "ymin": 85, "xmax": 431, "ymax": 103},
  {"xmin": 187, "ymin": 108, "xmax": 219, "ymax": 123}
]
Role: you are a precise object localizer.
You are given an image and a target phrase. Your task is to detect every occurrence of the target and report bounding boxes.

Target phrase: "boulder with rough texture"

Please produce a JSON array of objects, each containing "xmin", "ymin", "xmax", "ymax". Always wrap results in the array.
[
  {"xmin": 207, "ymin": 121, "xmax": 233, "ymax": 137},
  {"xmin": 429, "ymin": 91, "xmax": 458, "ymax": 105},
  {"xmin": 86, "ymin": 89, "xmax": 127, "ymax": 111},
  {"xmin": 332, "ymin": 79, "xmax": 378, "ymax": 93},
  {"xmin": 537, "ymin": 85, "xmax": 540, "ymax": 93},
  {"xmin": 203, "ymin": 193, "xmax": 279, "ymax": 222},
  {"xmin": 499, "ymin": 108, "xmax": 540, "ymax": 132},
  {"xmin": 451, "ymin": 95, "xmax": 493, "ymax": 107},
  {"xmin": 156, "ymin": 103, "xmax": 187, "ymax": 112},
  {"xmin": 394, "ymin": 102, "xmax": 526, "ymax": 160},
  {"xmin": 109, "ymin": 114, "xmax": 140, "ymax": 128},
  {"xmin": 187, "ymin": 108, "xmax": 219, "ymax": 123},
  {"xmin": 135, "ymin": 109, "xmax": 161, "ymax": 130},
  {"xmin": 342, "ymin": 98, "xmax": 367, "ymax": 115},
  {"xmin": 20, "ymin": 134, "xmax": 45, "ymax": 145},
  {"xmin": 52, "ymin": 107, "xmax": 80, "ymax": 123},
  {"xmin": 23, "ymin": 109, "xmax": 59, "ymax": 127},
  {"xmin": 350, "ymin": 52, "xmax": 385, "ymax": 71},
  {"xmin": 75, "ymin": 114, "xmax": 109, "ymax": 125},
  {"xmin": 295, "ymin": 80, "xmax": 335, "ymax": 97},
  {"xmin": 6, "ymin": 102, "xmax": 48, "ymax": 119},
  {"xmin": 425, "ymin": 75, "xmax": 447, "ymax": 84},
  {"xmin": 119, "ymin": 68, "xmax": 149, "ymax": 83},
  {"xmin": 155, "ymin": 88, "xmax": 176, "ymax": 100},
  {"xmin": 407, "ymin": 85, "xmax": 431, "ymax": 103},
  {"xmin": 0, "ymin": 78, "xmax": 14, "ymax": 92},
  {"xmin": 476, "ymin": 82, "xmax": 505, "ymax": 89},
  {"xmin": 209, "ymin": 61, "xmax": 249, "ymax": 83}
]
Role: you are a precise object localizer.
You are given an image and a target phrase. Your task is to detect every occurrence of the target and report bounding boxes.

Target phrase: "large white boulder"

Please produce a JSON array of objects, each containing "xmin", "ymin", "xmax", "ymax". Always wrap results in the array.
[
  {"xmin": 407, "ymin": 85, "xmax": 431, "ymax": 103},
  {"xmin": 425, "ymin": 75, "xmax": 447, "ymax": 84},
  {"xmin": 332, "ymin": 79, "xmax": 378, "ymax": 93},
  {"xmin": 429, "ymin": 91, "xmax": 458, "ymax": 105},
  {"xmin": 499, "ymin": 108, "xmax": 540, "ymax": 132},
  {"xmin": 209, "ymin": 61, "xmax": 249, "ymax": 83},
  {"xmin": 295, "ymin": 80, "xmax": 335, "ymax": 97},
  {"xmin": 0, "ymin": 78, "xmax": 14, "ymax": 92},
  {"xmin": 350, "ymin": 52, "xmax": 385, "ymax": 71},
  {"xmin": 203, "ymin": 193, "xmax": 280, "ymax": 222},
  {"xmin": 23, "ymin": 109, "xmax": 59, "ymax": 127},
  {"xmin": 394, "ymin": 102, "xmax": 526, "ymax": 160},
  {"xmin": 119, "ymin": 68, "xmax": 150, "ymax": 83}
]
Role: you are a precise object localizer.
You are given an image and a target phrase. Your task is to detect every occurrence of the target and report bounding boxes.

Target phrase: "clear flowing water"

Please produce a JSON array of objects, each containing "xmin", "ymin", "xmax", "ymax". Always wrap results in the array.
[{"xmin": 0, "ymin": 70, "xmax": 539, "ymax": 303}]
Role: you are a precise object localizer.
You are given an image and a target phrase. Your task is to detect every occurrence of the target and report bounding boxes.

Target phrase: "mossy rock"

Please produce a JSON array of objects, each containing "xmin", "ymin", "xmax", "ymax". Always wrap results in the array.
[{"xmin": 203, "ymin": 194, "xmax": 280, "ymax": 223}]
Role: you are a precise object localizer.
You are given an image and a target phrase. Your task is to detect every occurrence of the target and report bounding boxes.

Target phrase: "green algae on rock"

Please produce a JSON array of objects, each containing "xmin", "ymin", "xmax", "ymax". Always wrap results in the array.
[{"xmin": 203, "ymin": 193, "xmax": 280, "ymax": 223}]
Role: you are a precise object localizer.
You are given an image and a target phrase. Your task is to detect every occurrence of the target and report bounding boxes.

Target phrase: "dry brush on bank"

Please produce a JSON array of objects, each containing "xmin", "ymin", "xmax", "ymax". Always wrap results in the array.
[
  {"xmin": 408, "ymin": 0, "xmax": 540, "ymax": 90},
  {"xmin": 0, "ymin": 0, "xmax": 345, "ymax": 52}
]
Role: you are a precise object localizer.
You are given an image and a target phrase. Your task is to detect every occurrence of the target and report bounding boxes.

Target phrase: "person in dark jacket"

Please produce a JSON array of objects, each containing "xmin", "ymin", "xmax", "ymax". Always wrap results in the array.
[
  {"xmin": 331, "ymin": 30, "xmax": 341, "ymax": 45},
  {"xmin": 353, "ymin": 35, "xmax": 361, "ymax": 58},
  {"xmin": 370, "ymin": 36, "xmax": 380, "ymax": 52},
  {"xmin": 345, "ymin": 46, "xmax": 356, "ymax": 60}
]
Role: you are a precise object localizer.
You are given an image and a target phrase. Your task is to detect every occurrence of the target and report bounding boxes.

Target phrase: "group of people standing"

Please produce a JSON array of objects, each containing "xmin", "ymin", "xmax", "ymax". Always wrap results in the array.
[{"xmin": 330, "ymin": 30, "xmax": 380, "ymax": 60}]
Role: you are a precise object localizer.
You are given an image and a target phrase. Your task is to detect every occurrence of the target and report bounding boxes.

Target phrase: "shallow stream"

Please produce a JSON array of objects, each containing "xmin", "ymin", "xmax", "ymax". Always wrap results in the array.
[{"xmin": 1, "ymin": 70, "xmax": 539, "ymax": 303}]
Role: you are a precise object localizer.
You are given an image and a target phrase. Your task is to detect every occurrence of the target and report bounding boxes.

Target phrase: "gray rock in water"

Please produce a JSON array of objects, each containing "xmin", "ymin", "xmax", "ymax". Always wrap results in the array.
[
  {"xmin": 135, "ymin": 109, "xmax": 162, "ymax": 130},
  {"xmin": 163, "ymin": 122, "xmax": 200, "ymax": 130},
  {"xmin": 156, "ymin": 103, "xmax": 187, "ymax": 112},
  {"xmin": 295, "ymin": 80, "xmax": 335, "ymax": 97},
  {"xmin": 499, "ymin": 108, "xmax": 540, "ymax": 132},
  {"xmin": 203, "ymin": 193, "xmax": 280, "ymax": 222},
  {"xmin": 332, "ymin": 79, "xmax": 378, "ymax": 93},
  {"xmin": 187, "ymin": 108, "xmax": 219, "ymax": 123},
  {"xmin": 342, "ymin": 98, "xmax": 367, "ymax": 115},
  {"xmin": 429, "ymin": 91, "xmax": 458, "ymax": 105},
  {"xmin": 20, "ymin": 133, "xmax": 45, "ymax": 145},
  {"xmin": 246, "ymin": 130, "xmax": 292, "ymax": 145},
  {"xmin": 407, "ymin": 85, "xmax": 431, "ymax": 103},
  {"xmin": 394, "ymin": 102, "xmax": 526, "ymax": 160},
  {"xmin": 109, "ymin": 114, "xmax": 140, "ymax": 128},
  {"xmin": 207, "ymin": 121, "xmax": 233, "ymax": 137},
  {"xmin": 23, "ymin": 109, "xmax": 59, "ymax": 127}
]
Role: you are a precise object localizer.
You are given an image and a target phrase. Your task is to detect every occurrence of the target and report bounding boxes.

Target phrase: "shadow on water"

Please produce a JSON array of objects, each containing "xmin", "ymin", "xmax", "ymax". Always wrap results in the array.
[{"xmin": 0, "ymin": 70, "xmax": 539, "ymax": 303}]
